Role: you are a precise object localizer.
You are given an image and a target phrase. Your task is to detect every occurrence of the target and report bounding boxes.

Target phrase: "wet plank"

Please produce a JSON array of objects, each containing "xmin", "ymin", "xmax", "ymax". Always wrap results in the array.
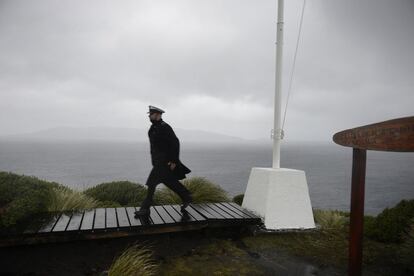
[
  {"xmin": 185, "ymin": 205, "xmax": 207, "ymax": 221},
  {"xmin": 213, "ymin": 203, "xmax": 244, "ymax": 219},
  {"xmin": 162, "ymin": 205, "xmax": 183, "ymax": 223},
  {"xmin": 198, "ymin": 203, "xmax": 226, "ymax": 219},
  {"xmin": 190, "ymin": 204, "xmax": 216, "ymax": 220},
  {"xmin": 37, "ymin": 214, "xmax": 61, "ymax": 233},
  {"xmin": 217, "ymin": 202, "xmax": 249, "ymax": 219},
  {"xmin": 52, "ymin": 213, "xmax": 72, "ymax": 232},
  {"xmin": 149, "ymin": 206, "xmax": 164, "ymax": 225},
  {"xmin": 116, "ymin": 207, "xmax": 130, "ymax": 228},
  {"xmin": 126, "ymin": 207, "xmax": 141, "ymax": 227},
  {"xmin": 205, "ymin": 203, "xmax": 234, "ymax": 219},
  {"xmin": 153, "ymin": 205, "xmax": 175, "ymax": 224},
  {"xmin": 66, "ymin": 211, "xmax": 84, "ymax": 231},
  {"xmin": 227, "ymin": 202, "xmax": 259, "ymax": 218},
  {"xmin": 93, "ymin": 208, "xmax": 106, "ymax": 230},
  {"xmin": 80, "ymin": 209, "xmax": 95, "ymax": 230},
  {"xmin": 106, "ymin": 208, "xmax": 118, "ymax": 229}
]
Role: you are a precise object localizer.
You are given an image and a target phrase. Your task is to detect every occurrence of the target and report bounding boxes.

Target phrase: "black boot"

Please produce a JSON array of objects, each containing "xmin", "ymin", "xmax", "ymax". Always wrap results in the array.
[
  {"xmin": 181, "ymin": 194, "xmax": 193, "ymax": 212},
  {"xmin": 134, "ymin": 208, "xmax": 150, "ymax": 218}
]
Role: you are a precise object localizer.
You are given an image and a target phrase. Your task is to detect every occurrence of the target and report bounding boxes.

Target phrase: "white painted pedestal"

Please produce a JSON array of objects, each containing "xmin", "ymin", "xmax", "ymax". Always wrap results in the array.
[{"xmin": 242, "ymin": 167, "xmax": 315, "ymax": 230}]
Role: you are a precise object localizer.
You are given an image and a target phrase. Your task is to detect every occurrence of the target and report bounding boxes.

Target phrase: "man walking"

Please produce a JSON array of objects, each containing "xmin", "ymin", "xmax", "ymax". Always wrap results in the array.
[{"xmin": 135, "ymin": 105, "xmax": 193, "ymax": 217}]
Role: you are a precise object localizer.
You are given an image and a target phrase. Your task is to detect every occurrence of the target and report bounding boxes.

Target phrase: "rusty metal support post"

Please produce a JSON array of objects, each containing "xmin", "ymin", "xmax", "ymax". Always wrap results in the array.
[{"xmin": 348, "ymin": 148, "xmax": 367, "ymax": 276}]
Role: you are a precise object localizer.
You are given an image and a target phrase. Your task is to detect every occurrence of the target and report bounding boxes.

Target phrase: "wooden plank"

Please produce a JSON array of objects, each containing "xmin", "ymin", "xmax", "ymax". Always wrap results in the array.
[
  {"xmin": 80, "ymin": 209, "xmax": 95, "ymax": 230},
  {"xmin": 37, "ymin": 214, "xmax": 61, "ymax": 233},
  {"xmin": 198, "ymin": 203, "xmax": 226, "ymax": 219},
  {"xmin": 217, "ymin": 202, "xmax": 251, "ymax": 219},
  {"xmin": 227, "ymin": 202, "xmax": 259, "ymax": 218},
  {"xmin": 116, "ymin": 207, "xmax": 130, "ymax": 228},
  {"xmin": 161, "ymin": 205, "xmax": 183, "ymax": 223},
  {"xmin": 153, "ymin": 205, "xmax": 175, "ymax": 224},
  {"xmin": 213, "ymin": 203, "xmax": 244, "ymax": 219},
  {"xmin": 66, "ymin": 211, "xmax": 84, "ymax": 231},
  {"xmin": 204, "ymin": 203, "xmax": 233, "ymax": 219},
  {"xmin": 221, "ymin": 202, "xmax": 255, "ymax": 219},
  {"xmin": 168, "ymin": 205, "xmax": 191, "ymax": 222},
  {"xmin": 149, "ymin": 206, "xmax": 164, "ymax": 225},
  {"xmin": 126, "ymin": 207, "xmax": 141, "ymax": 227},
  {"xmin": 185, "ymin": 205, "xmax": 207, "ymax": 221},
  {"xmin": 52, "ymin": 212, "xmax": 72, "ymax": 232},
  {"xmin": 170, "ymin": 204, "xmax": 199, "ymax": 223},
  {"xmin": 106, "ymin": 208, "xmax": 118, "ymax": 229},
  {"xmin": 333, "ymin": 116, "xmax": 414, "ymax": 152},
  {"xmin": 190, "ymin": 204, "xmax": 216, "ymax": 220},
  {"xmin": 93, "ymin": 208, "xmax": 106, "ymax": 230}
]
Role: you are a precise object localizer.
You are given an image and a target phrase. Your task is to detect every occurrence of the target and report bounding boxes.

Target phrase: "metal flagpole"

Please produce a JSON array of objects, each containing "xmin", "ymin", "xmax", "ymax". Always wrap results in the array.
[
  {"xmin": 242, "ymin": 0, "xmax": 314, "ymax": 230},
  {"xmin": 272, "ymin": 0, "xmax": 284, "ymax": 169}
]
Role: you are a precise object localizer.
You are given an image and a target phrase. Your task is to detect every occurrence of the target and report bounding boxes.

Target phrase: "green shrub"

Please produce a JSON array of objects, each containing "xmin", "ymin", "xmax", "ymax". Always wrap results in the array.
[
  {"xmin": 365, "ymin": 199, "xmax": 414, "ymax": 243},
  {"xmin": 0, "ymin": 171, "xmax": 62, "ymax": 228},
  {"xmin": 84, "ymin": 181, "xmax": 147, "ymax": 206},
  {"xmin": 48, "ymin": 186, "xmax": 101, "ymax": 212},
  {"xmin": 399, "ymin": 220, "xmax": 414, "ymax": 272},
  {"xmin": 363, "ymin": 215, "xmax": 376, "ymax": 237},
  {"xmin": 232, "ymin": 194, "xmax": 244, "ymax": 206},
  {"xmin": 155, "ymin": 177, "xmax": 230, "ymax": 205},
  {"xmin": 313, "ymin": 209, "xmax": 347, "ymax": 230},
  {"xmin": 108, "ymin": 243, "xmax": 158, "ymax": 276}
]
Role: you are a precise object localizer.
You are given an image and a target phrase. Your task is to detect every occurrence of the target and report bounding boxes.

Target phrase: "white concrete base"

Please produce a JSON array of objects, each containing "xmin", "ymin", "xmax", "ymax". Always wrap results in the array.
[{"xmin": 242, "ymin": 167, "xmax": 315, "ymax": 230}]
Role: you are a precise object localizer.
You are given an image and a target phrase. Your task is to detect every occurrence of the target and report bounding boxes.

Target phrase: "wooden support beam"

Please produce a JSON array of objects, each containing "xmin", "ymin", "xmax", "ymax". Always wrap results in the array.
[{"xmin": 348, "ymin": 148, "xmax": 367, "ymax": 276}]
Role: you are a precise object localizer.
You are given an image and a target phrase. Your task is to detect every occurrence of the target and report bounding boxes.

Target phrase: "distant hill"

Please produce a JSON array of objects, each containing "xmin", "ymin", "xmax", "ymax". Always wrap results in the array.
[{"xmin": 0, "ymin": 126, "xmax": 267, "ymax": 145}]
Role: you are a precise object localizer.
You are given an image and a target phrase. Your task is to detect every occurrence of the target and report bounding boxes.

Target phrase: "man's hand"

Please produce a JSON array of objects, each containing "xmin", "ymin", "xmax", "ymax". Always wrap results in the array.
[{"xmin": 167, "ymin": 161, "xmax": 176, "ymax": 171}]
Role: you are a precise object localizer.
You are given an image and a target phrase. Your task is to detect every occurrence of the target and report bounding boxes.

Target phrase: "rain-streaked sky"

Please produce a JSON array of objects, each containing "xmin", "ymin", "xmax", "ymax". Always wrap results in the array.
[{"xmin": 1, "ymin": 0, "xmax": 413, "ymax": 141}]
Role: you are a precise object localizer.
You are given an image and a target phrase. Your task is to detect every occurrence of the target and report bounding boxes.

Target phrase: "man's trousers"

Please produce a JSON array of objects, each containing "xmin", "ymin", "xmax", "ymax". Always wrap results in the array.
[{"xmin": 140, "ymin": 178, "xmax": 192, "ymax": 210}]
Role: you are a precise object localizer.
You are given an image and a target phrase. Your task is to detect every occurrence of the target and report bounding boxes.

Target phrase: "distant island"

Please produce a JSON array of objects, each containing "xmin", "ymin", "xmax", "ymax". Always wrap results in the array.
[{"xmin": 0, "ymin": 126, "xmax": 269, "ymax": 145}]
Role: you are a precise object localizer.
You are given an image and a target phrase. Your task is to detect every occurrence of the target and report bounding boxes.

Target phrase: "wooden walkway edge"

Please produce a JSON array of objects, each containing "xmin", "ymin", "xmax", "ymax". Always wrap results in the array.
[{"xmin": 0, "ymin": 202, "xmax": 263, "ymax": 247}]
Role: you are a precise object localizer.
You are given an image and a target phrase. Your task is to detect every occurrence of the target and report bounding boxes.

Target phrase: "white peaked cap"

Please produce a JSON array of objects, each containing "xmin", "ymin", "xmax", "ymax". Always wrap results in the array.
[{"xmin": 147, "ymin": 105, "xmax": 165, "ymax": 114}]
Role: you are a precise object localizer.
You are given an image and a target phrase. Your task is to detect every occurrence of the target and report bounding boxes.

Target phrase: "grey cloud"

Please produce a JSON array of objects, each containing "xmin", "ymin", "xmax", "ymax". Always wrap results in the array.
[{"xmin": 0, "ymin": 0, "xmax": 412, "ymax": 141}]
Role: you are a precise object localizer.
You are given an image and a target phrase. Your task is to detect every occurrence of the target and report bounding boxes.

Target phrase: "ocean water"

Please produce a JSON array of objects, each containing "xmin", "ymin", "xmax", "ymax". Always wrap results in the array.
[{"xmin": 0, "ymin": 140, "xmax": 413, "ymax": 215}]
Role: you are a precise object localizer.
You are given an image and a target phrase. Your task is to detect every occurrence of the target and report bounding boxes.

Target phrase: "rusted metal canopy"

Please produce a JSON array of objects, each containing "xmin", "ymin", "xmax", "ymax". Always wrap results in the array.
[{"xmin": 333, "ymin": 116, "xmax": 414, "ymax": 152}]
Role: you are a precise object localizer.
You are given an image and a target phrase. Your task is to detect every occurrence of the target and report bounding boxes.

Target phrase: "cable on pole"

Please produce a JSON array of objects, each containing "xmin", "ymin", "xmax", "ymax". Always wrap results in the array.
[{"xmin": 281, "ymin": 0, "xmax": 307, "ymax": 132}]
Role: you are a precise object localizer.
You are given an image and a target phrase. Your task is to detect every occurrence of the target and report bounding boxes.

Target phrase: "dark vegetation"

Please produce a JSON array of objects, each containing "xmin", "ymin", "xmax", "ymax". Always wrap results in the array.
[
  {"xmin": 84, "ymin": 180, "xmax": 147, "ymax": 207},
  {"xmin": 1, "ymin": 172, "xmax": 413, "ymax": 275}
]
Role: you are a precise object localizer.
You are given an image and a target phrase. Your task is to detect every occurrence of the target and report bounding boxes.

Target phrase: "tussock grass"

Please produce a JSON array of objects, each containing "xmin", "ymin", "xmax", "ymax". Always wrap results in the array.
[
  {"xmin": 313, "ymin": 209, "xmax": 347, "ymax": 230},
  {"xmin": 47, "ymin": 186, "xmax": 100, "ymax": 212},
  {"xmin": 108, "ymin": 243, "xmax": 158, "ymax": 276},
  {"xmin": 155, "ymin": 177, "xmax": 230, "ymax": 204}
]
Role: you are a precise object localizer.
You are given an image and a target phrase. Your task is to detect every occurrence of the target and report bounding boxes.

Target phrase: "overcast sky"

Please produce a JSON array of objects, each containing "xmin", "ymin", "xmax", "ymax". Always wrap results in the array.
[{"xmin": 0, "ymin": 0, "xmax": 413, "ymax": 141}]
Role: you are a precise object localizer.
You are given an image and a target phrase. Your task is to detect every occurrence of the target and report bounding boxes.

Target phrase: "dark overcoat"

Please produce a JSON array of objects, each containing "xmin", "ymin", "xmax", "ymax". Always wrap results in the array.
[{"xmin": 145, "ymin": 119, "xmax": 191, "ymax": 187}]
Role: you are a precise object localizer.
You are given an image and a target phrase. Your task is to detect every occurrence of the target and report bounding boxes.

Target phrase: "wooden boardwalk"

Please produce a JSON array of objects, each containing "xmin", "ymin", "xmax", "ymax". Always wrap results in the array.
[{"xmin": 0, "ymin": 202, "xmax": 262, "ymax": 247}]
